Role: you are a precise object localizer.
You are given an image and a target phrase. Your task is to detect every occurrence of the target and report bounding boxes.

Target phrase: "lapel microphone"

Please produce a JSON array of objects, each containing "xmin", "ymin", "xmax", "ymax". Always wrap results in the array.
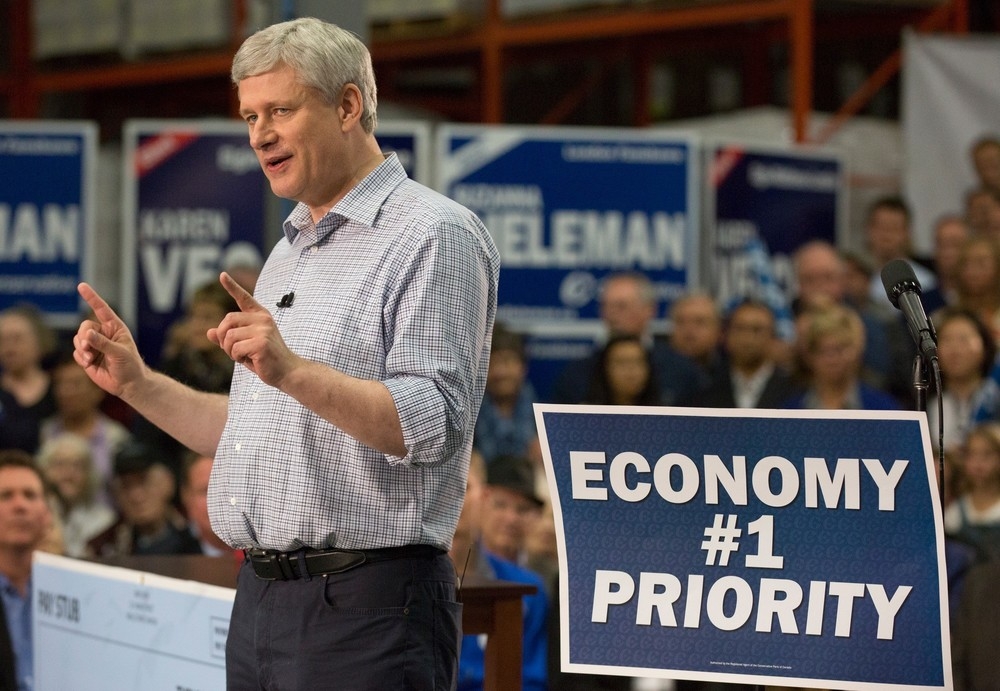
[{"xmin": 276, "ymin": 292, "xmax": 295, "ymax": 308}]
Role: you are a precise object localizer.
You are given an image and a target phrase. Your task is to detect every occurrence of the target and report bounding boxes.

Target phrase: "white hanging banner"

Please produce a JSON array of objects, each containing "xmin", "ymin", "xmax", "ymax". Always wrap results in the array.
[{"xmin": 902, "ymin": 32, "xmax": 1000, "ymax": 253}]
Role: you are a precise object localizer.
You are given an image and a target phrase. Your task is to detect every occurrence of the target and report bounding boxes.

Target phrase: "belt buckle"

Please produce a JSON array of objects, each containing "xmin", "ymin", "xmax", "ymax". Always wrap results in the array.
[{"xmin": 248, "ymin": 548, "xmax": 291, "ymax": 581}]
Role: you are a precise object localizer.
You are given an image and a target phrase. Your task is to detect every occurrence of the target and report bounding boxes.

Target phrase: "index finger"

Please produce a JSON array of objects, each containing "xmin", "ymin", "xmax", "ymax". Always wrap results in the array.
[
  {"xmin": 219, "ymin": 271, "xmax": 263, "ymax": 313},
  {"xmin": 78, "ymin": 282, "xmax": 121, "ymax": 324}
]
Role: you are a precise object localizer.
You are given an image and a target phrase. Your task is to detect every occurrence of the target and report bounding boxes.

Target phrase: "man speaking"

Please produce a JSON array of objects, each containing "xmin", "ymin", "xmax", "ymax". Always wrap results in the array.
[{"xmin": 74, "ymin": 17, "xmax": 499, "ymax": 691}]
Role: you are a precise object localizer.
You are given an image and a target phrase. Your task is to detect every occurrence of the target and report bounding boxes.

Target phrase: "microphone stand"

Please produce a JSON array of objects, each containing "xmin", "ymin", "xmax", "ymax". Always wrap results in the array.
[
  {"xmin": 912, "ymin": 354, "xmax": 928, "ymax": 414},
  {"xmin": 913, "ymin": 352, "xmax": 945, "ymax": 508}
]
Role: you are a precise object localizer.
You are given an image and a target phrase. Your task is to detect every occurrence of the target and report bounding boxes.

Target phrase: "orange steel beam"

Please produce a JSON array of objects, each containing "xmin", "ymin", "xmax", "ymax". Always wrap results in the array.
[
  {"xmin": 950, "ymin": 0, "xmax": 970, "ymax": 32},
  {"xmin": 372, "ymin": 0, "xmax": 802, "ymax": 127},
  {"xmin": 11, "ymin": 0, "xmax": 248, "ymax": 113},
  {"xmin": 8, "ymin": 0, "xmax": 39, "ymax": 117},
  {"xmin": 34, "ymin": 52, "xmax": 236, "ymax": 92},
  {"xmin": 372, "ymin": 1, "xmax": 796, "ymax": 59},
  {"xmin": 481, "ymin": 0, "xmax": 504, "ymax": 123},
  {"xmin": 499, "ymin": 0, "xmax": 795, "ymax": 46},
  {"xmin": 813, "ymin": 0, "xmax": 967, "ymax": 145},
  {"xmin": 539, "ymin": 60, "xmax": 616, "ymax": 126},
  {"xmin": 789, "ymin": 0, "xmax": 814, "ymax": 143}
]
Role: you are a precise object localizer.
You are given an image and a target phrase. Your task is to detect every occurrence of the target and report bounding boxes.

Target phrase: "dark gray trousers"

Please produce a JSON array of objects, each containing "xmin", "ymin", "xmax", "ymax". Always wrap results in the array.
[{"xmin": 226, "ymin": 553, "xmax": 461, "ymax": 691}]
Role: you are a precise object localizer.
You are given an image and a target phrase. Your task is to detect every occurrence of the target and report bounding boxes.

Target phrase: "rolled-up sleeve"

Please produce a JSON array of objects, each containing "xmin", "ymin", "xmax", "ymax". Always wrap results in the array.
[{"xmin": 382, "ymin": 211, "xmax": 499, "ymax": 467}]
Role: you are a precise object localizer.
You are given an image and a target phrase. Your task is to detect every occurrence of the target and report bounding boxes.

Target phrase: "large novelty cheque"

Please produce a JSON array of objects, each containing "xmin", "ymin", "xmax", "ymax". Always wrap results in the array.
[{"xmin": 536, "ymin": 405, "xmax": 952, "ymax": 691}]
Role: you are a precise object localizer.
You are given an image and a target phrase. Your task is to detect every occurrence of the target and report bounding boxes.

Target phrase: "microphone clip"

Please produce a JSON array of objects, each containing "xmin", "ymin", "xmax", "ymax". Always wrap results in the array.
[{"xmin": 276, "ymin": 292, "xmax": 295, "ymax": 308}]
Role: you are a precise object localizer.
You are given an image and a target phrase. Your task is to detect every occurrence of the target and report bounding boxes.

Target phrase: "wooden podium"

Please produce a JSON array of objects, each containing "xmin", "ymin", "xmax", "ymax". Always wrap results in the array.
[
  {"xmin": 458, "ymin": 575, "xmax": 537, "ymax": 691},
  {"xmin": 104, "ymin": 554, "xmax": 536, "ymax": 691}
]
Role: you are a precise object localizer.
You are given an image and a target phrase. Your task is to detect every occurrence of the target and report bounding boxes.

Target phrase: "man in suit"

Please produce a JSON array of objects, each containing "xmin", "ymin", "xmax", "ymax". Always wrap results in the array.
[{"xmin": 686, "ymin": 299, "xmax": 800, "ymax": 409}]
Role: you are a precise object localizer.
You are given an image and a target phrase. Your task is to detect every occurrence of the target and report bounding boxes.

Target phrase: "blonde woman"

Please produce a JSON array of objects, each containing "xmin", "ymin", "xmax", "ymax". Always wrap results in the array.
[
  {"xmin": 783, "ymin": 302, "xmax": 901, "ymax": 410},
  {"xmin": 36, "ymin": 433, "xmax": 115, "ymax": 557},
  {"xmin": 954, "ymin": 234, "xmax": 1000, "ymax": 342}
]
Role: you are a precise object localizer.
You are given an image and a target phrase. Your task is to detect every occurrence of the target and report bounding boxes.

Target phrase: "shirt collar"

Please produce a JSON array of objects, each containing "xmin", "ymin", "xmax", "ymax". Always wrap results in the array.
[
  {"xmin": 281, "ymin": 152, "xmax": 408, "ymax": 244},
  {"xmin": 0, "ymin": 571, "xmax": 27, "ymax": 599}
]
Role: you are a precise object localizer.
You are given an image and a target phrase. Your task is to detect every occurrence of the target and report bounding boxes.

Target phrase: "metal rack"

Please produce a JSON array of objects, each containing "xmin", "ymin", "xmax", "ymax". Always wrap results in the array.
[{"xmin": 0, "ymin": 0, "xmax": 970, "ymax": 142}]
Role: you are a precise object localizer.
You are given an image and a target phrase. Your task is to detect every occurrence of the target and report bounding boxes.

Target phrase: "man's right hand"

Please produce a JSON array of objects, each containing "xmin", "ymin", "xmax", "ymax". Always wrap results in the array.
[{"xmin": 73, "ymin": 283, "xmax": 146, "ymax": 399}]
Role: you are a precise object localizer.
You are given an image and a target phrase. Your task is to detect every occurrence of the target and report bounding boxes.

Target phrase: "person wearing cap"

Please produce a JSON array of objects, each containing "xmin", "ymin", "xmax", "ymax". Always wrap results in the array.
[
  {"xmin": 85, "ymin": 439, "xmax": 200, "ymax": 558},
  {"xmin": 480, "ymin": 454, "xmax": 545, "ymax": 565},
  {"xmin": 455, "ymin": 453, "xmax": 549, "ymax": 691}
]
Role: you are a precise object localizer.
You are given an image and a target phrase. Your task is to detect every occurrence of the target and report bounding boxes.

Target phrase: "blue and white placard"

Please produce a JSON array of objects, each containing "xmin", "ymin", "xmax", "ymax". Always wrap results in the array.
[
  {"xmin": 122, "ymin": 119, "xmax": 271, "ymax": 364},
  {"xmin": 437, "ymin": 125, "xmax": 699, "ymax": 398},
  {"xmin": 706, "ymin": 142, "xmax": 845, "ymax": 321},
  {"xmin": 536, "ymin": 404, "xmax": 951, "ymax": 690},
  {"xmin": 377, "ymin": 119, "xmax": 433, "ymax": 185},
  {"xmin": 0, "ymin": 121, "xmax": 97, "ymax": 326}
]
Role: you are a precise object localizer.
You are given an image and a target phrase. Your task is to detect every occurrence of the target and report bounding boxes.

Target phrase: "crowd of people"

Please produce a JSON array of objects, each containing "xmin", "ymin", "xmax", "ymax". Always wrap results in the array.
[
  {"xmin": 464, "ymin": 135, "xmax": 1000, "ymax": 691},
  {"xmin": 2, "ymin": 127, "xmax": 999, "ymax": 690}
]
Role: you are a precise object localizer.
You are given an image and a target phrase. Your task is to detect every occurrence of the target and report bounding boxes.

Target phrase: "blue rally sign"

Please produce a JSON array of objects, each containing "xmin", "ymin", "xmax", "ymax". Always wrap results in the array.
[
  {"xmin": 707, "ymin": 142, "xmax": 844, "ymax": 333},
  {"xmin": 436, "ymin": 125, "xmax": 699, "ymax": 398},
  {"xmin": 376, "ymin": 120, "xmax": 432, "ymax": 185},
  {"xmin": 536, "ymin": 405, "xmax": 952, "ymax": 691},
  {"xmin": 0, "ymin": 121, "xmax": 97, "ymax": 326},
  {"xmin": 122, "ymin": 120, "xmax": 270, "ymax": 364}
]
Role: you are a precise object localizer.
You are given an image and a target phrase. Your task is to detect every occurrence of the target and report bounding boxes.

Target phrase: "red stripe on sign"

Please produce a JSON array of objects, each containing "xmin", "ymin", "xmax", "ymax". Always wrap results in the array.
[
  {"xmin": 135, "ymin": 132, "xmax": 199, "ymax": 177},
  {"xmin": 709, "ymin": 146, "xmax": 744, "ymax": 188}
]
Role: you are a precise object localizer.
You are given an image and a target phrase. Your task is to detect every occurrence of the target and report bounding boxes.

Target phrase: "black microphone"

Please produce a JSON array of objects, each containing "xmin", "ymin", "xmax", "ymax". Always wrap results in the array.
[
  {"xmin": 880, "ymin": 259, "xmax": 937, "ymax": 362},
  {"xmin": 276, "ymin": 292, "xmax": 295, "ymax": 308}
]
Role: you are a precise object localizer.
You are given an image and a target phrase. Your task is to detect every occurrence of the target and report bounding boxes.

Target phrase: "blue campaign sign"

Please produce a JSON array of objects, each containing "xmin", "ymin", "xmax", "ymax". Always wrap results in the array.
[
  {"xmin": 437, "ymin": 125, "xmax": 699, "ymax": 399},
  {"xmin": 122, "ymin": 120, "xmax": 271, "ymax": 364},
  {"xmin": 0, "ymin": 121, "xmax": 97, "ymax": 326},
  {"xmin": 707, "ymin": 143, "xmax": 844, "ymax": 332},
  {"xmin": 536, "ymin": 405, "xmax": 951, "ymax": 691},
  {"xmin": 376, "ymin": 120, "xmax": 432, "ymax": 185}
]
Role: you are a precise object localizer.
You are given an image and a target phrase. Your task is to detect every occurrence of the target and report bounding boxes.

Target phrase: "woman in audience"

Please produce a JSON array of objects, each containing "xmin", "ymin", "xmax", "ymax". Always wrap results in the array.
[
  {"xmin": 930, "ymin": 214, "xmax": 971, "ymax": 307},
  {"xmin": 474, "ymin": 323, "xmax": 539, "ymax": 466},
  {"xmin": 945, "ymin": 422, "xmax": 1000, "ymax": 562},
  {"xmin": 927, "ymin": 307, "xmax": 1000, "ymax": 453},
  {"xmin": 953, "ymin": 234, "xmax": 1000, "ymax": 342},
  {"xmin": 0, "ymin": 303, "xmax": 58, "ymax": 453},
  {"xmin": 783, "ymin": 302, "xmax": 900, "ymax": 410},
  {"xmin": 40, "ymin": 350, "xmax": 131, "ymax": 508},
  {"xmin": 585, "ymin": 334, "xmax": 661, "ymax": 406},
  {"xmin": 36, "ymin": 433, "xmax": 116, "ymax": 558}
]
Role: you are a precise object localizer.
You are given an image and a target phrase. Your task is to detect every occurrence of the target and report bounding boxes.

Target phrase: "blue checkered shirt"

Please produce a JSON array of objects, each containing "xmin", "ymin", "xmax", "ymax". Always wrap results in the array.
[{"xmin": 208, "ymin": 154, "xmax": 499, "ymax": 552}]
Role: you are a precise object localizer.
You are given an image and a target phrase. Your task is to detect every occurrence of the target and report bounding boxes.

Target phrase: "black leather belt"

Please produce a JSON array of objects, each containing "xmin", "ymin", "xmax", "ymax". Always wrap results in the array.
[{"xmin": 246, "ymin": 544, "xmax": 444, "ymax": 581}]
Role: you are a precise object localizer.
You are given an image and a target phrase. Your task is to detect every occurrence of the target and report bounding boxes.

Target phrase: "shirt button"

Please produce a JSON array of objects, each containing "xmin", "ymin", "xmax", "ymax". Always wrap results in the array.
[
  {"xmin": 311, "ymin": 246, "xmax": 318, "ymax": 254},
  {"xmin": 252, "ymin": 392, "xmax": 260, "ymax": 400},
  {"xmin": 230, "ymin": 497, "xmax": 237, "ymax": 506},
  {"xmin": 235, "ymin": 443, "xmax": 242, "ymax": 452}
]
